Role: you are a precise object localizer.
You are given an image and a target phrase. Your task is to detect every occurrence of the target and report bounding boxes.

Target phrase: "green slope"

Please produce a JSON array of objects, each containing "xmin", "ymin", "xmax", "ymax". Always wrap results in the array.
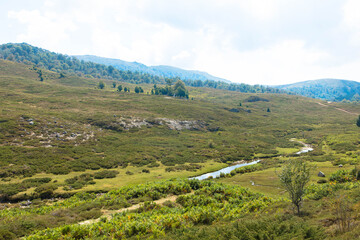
[{"xmin": 2, "ymin": 60, "xmax": 360, "ymax": 240}]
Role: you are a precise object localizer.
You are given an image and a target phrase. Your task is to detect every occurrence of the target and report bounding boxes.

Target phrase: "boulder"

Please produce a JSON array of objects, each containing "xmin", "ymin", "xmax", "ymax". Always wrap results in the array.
[
  {"xmin": 339, "ymin": 164, "xmax": 343, "ymax": 168},
  {"xmin": 318, "ymin": 171, "xmax": 325, "ymax": 177}
]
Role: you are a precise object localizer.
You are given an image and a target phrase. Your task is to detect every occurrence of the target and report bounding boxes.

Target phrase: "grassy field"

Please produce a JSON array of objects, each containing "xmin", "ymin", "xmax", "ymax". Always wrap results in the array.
[{"xmin": 2, "ymin": 59, "xmax": 360, "ymax": 239}]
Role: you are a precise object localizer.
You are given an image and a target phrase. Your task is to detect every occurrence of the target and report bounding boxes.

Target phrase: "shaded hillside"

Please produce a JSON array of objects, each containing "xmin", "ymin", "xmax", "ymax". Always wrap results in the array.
[
  {"xmin": 0, "ymin": 43, "xmax": 283, "ymax": 94},
  {"xmin": 74, "ymin": 55, "xmax": 230, "ymax": 83},
  {"xmin": 274, "ymin": 78, "xmax": 360, "ymax": 101}
]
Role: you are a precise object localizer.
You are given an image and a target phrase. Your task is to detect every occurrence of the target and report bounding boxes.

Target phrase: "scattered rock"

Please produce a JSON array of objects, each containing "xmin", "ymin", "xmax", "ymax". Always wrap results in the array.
[
  {"xmin": 29, "ymin": 121, "xmax": 34, "ymax": 125},
  {"xmin": 318, "ymin": 171, "xmax": 326, "ymax": 177},
  {"xmin": 339, "ymin": 164, "xmax": 343, "ymax": 168},
  {"xmin": 20, "ymin": 200, "xmax": 32, "ymax": 207},
  {"xmin": 229, "ymin": 108, "xmax": 240, "ymax": 112}
]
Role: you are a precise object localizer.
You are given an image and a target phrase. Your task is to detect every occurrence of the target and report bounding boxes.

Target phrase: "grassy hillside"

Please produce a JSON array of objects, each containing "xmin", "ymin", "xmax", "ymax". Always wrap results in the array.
[{"xmin": 1, "ymin": 59, "xmax": 360, "ymax": 239}]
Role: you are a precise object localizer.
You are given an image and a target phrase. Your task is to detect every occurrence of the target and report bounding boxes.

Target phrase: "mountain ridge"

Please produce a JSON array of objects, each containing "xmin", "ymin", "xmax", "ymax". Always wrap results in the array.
[
  {"xmin": 274, "ymin": 78, "xmax": 360, "ymax": 101},
  {"xmin": 74, "ymin": 54, "xmax": 230, "ymax": 83}
]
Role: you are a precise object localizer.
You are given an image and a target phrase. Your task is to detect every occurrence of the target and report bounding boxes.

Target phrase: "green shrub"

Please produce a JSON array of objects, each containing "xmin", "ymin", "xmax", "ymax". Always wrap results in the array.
[{"xmin": 93, "ymin": 170, "xmax": 119, "ymax": 179}]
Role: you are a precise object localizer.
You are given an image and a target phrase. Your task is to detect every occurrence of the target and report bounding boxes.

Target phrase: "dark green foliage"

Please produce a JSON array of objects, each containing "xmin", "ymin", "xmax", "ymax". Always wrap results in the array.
[
  {"xmin": 34, "ymin": 184, "xmax": 58, "ymax": 199},
  {"xmin": 267, "ymin": 107, "xmax": 271, "ymax": 112},
  {"xmin": 330, "ymin": 142, "xmax": 357, "ymax": 153},
  {"xmin": 93, "ymin": 170, "xmax": 119, "ymax": 179},
  {"xmin": 173, "ymin": 80, "xmax": 188, "ymax": 98},
  {"xmin": 0, "ymin": 178, "xmax": 52, "ymax": 200},
  {"xmin": 151, "ymin": 80, "xmax": 189, "ymax": 98},
  {"xmin": 112, "ymin": 82, "xmax": 116, "ymax": 88},
  {"xmin": 98, "ymin": 81, "xmax": 105, "ymax": 89},
  {"xmin": 165, "ymin": 164, "xmax": 202, "ymax": 172},
  {"xmin": 163, "ymin": 215, "xmax": 325, "ymax": 240},
  {"xmin": 244, "ymin": 96, "xmax": 270, "ymax": 102},
  {"xmin": 317, "ymin": 179, "xmax": 328, "ymax": 184},
  {"xmin": 134, "ymin": 86, "xmax": 144, "ymax": 93},
  {"xmin": 59, "ymin": 72, "xmax": 65, "ymax": 78},
  {"xmin": 329, "ymin": 168, "xmax": 360, "ymax": 183},
  {"xmin": 64, "ymin": 173, "xmax": 94, "ymax": 190},
  {"xmin": 117, "ymin": 85, "xmax": 123, "ymax": 92},
  {"xmin": 357, "ymin": 115, "xmax": 360, "ymax": 127},
  {"xmin": 0, "ymin": 228, "xmax": 16, "ymax": 240},
  {"xmin": 142, "ymin": 169, "xmax": 150, "ymax": 173}
]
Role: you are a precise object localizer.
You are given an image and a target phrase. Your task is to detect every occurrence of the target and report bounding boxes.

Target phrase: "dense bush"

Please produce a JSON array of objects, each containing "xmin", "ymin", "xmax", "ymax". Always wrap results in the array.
[
  {"xmin": 0, "ymin": 178, "xmax": 52, "ymax": 200},
  {"xmin": 93, "ymin": 170, "xmax": 119, "ymax": 179},
  {"xmin": 162, "ymin": 215, "xmax": 325, "ymax": 240},
  {"xmin": 64, "ymin": 173, "xmax": 95, "ymax": 190},
  {"xmin": 24, "ymin": 179, "xmax": 275, "ymax": 239},
  {"xmin": 329, "ymin": 169, "xmax": 357, "ymax": 183}
]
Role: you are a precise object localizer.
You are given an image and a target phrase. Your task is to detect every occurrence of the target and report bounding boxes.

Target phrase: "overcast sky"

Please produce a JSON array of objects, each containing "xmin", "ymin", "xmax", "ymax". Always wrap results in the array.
[{"xmin": 1, "ymin": 0, "xmax": 360, "ymax": 85}]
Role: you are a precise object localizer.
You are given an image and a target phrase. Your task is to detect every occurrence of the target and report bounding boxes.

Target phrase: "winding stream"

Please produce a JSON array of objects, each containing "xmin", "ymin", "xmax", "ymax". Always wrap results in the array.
[
  {"xmin": 190, "ymin": 160, "xmax": 261, "ymax": 180},
  {"xmin": 191, "ymin": 139, "xmax": 313, "ymax": 180}
]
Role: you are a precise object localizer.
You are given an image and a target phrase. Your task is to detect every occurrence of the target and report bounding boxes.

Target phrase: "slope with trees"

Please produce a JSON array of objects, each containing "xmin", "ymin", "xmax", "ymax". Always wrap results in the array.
[{"xmin": 0, "ymin": 43, "xmax": 284, "ymax": 94}]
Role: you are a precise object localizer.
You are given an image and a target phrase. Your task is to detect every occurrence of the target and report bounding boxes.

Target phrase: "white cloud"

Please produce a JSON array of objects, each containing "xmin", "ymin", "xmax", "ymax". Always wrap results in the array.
[
  {"xmin": 8, "ymin": 9, "xmax": 77, "ymax": 50},
  {"xmin": 3, "ymin": 0, "xmax": 360, "ymax": 85},
  {"xmin": 342, "ymin": 0, "xmax": 360, "ymax": 46}
]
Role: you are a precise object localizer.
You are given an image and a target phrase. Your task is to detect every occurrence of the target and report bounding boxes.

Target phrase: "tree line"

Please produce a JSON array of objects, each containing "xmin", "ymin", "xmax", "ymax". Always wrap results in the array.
[{"xmin": 0, "ymin": 43, "xmax": 284, "ymax": 94}]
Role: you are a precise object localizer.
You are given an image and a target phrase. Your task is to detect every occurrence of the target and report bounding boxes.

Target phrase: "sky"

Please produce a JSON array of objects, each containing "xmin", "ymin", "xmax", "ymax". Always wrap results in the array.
[{"xmin": 1, "ymin": 0, "xmax": 360, "ymax": 85}]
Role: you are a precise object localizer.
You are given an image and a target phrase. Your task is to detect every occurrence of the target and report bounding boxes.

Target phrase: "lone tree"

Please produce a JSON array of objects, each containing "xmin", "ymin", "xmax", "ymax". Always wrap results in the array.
[
  {"xmin": 98, "ymin": 81, "xmax": 105, "ymax": 89},
  {"xmin": 357, "ymin": 115, "xmax": 360, "ymax": 127},
  {"xmin": 278, "ymin": 159, "xmax": 311, "ymax": 215},
  {"xmin": 173, "ymin": 80, "xmax": 188, "ymax": 98},
  {"xmin": 112, "ymin": 82, "xmax": 116, "ymax": 88},
  {"xmin": 117, "ymin": 85, "xmax": 123, "ymax": 92}
]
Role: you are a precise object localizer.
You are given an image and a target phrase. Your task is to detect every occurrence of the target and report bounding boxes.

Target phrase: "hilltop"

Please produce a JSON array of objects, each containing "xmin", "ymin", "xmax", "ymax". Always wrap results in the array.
[
  {"xmin": 74, "ymin": 55, "xmax": 230, "ymax": 83},
  {"xmin": 274, "ymin": 78, "xmax": 360, "ymax": 101}
]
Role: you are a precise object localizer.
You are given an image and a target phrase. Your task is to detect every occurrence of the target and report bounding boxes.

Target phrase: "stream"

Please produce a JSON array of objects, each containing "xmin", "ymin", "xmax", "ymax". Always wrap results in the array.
[
  {"xmin": 191, "ymin": 139, "xmax": 313, "ymax": 180},
  {"xmin": 190, "ymin": 160, "xmax": 261, "ymax": 180}
]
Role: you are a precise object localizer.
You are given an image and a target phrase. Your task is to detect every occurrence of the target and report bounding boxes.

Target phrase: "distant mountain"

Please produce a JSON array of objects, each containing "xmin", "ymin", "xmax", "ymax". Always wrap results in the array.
[
  {"xmin": 74, "ymin": 55, "xmax": 230, "ymax": 83},
  {"xmin": 0, "ymin": 43, "xmax": 283, "ymax": 94},
  {"xmin": 274, "ymin": 78, "xmax": 360, "ymax": 101}
]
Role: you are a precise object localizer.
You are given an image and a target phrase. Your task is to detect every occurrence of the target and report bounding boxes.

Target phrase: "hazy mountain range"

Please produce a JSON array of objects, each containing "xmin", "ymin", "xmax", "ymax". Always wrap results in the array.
[
  {"xmin": 74, "ymin": 55, "xmax": 230, "ymax": 83},
  {"xmin": 274, "ymin": 78, "xmax": 360, "ymax": 101},
  {"xmin": 1, "ymin": 43, "xmax": 360, "ymax": 101}
]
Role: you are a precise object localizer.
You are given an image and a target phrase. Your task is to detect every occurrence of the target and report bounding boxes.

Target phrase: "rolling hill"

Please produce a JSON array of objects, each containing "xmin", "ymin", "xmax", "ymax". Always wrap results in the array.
[
  {"xmin": 2, "ymin": 46, "xmax": 360, "ymax": 239},
  {"xmin": 74, "ymin": 55, "xmax": 230, "ymax": 83},
  {"xmin": 274, "ymin": 78, "xmax": 360, "ymax": 101}
]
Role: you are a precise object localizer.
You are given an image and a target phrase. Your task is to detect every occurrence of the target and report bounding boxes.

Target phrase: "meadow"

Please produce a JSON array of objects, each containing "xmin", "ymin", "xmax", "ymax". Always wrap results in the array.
[{"xmin": 1, "ymin": 59, "xmax": 360, "ymax": 239}]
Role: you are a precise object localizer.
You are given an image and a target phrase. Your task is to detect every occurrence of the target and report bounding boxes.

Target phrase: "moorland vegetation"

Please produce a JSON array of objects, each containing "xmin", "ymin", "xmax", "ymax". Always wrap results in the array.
[{"xmin": 1, "ymin": 49, "xmax": 360, "ymax": 239}]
